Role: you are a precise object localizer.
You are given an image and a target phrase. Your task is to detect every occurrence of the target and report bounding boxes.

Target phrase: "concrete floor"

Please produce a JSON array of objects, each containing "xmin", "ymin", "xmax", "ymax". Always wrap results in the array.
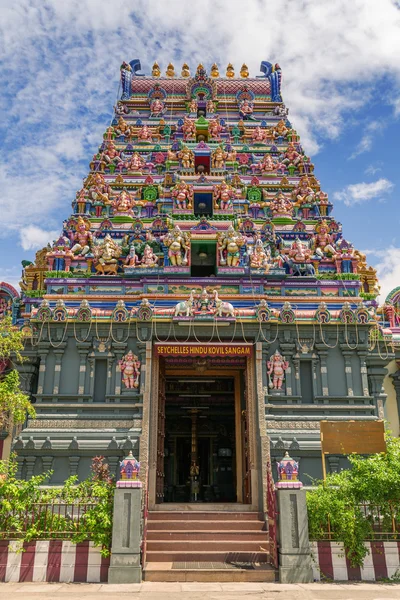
[{"xmin": 1, "ymin": 582, "xmax": 400, "ymax": 600}]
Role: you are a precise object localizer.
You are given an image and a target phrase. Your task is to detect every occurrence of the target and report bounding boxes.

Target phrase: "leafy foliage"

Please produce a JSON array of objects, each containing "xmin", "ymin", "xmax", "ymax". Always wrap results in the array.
[
  {"xmin": 0, "ymin": 455, "xmax": 115, "ymax": 556},
  {"xmin": 307, "ymin": 435, "xmax": 400, "ymax": 567},
  {"xmin": 0, "ymin": 316, "xmax": 35, "ymax": 427}
]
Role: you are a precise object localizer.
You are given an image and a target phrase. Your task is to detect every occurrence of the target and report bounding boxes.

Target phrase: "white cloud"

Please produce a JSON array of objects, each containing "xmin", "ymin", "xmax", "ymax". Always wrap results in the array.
[
  {"xmin": 19, "ymin": 225, "xmax": 59, "ymax": 251},
  {"xmin": 349, "ymin": 122, "xmax": 386, "ymax": 160},
  {"xmin": 365, "ymin": 164, "xmax": 382, "ymax": 176},
  {"xmin": 368, "ymin": 247, "xmax": 400, "ymax": 303},
  {"xmin": 333, "ymin": 178, "xmax": 394, "ymax": 207}
]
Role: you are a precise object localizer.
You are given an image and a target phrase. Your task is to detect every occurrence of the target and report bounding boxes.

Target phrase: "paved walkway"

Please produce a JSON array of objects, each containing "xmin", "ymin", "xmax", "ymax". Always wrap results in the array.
[{"xmin": 1, "ymin": 582, "xmax": 400, "ymax": 599}]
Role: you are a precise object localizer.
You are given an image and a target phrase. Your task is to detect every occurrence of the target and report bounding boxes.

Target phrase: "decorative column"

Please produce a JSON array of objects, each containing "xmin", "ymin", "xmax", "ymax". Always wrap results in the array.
[
  {"xmin": 52, "ymin": 344, "xmax": 66, "ymax": 395},
  {"xmin": 366, "ymin": 356, "xmax": 391, "ymax": 419},
  {"xmin": 106, "ymin": 356, "xmax": 115, "ymax": 396},
  {"xmin": 108, "ymin": 452, "xmax": 142, "ymax": 584},
  {"xmin": 25, "ymin": 456, "xmax": 36, "ymax": 480},
  {"xmin": 41, "ymin": 456, "xmax": 54, "ymax": 474},
  {"xmin": 292, "ymin": 353, "xmax": 300, "ymax": 397},
  {"xmin": 88, "ymin": 356, "xmax": 95, "ymax": 396},
  {"xmin": 340, "ymin": 345, "xmax": 354, "ymax": 398},
  {"xmin": 275, "ymin": 452, "xmax": 313, "ymax": 583},
  {"xmin": 77, "ymin": 343, "xmax": 91, "ymax": 396},
  {"xmin": 315, "ymin": 345, "xmax": 329, "ymax": 396},
  {"xmin": 36, "ymin": 343, "xmax": 50, "ymax": 395},
  {"xmin": 113, "ymin": 344, "xmax": 127, "ymax": 396},
  {"xmin": 280, "ymin": 343, "xmax": 296, "ymax": 396},
  {"xmin": 390, "ymin": 367, "xmax": 400, "ymax": 421},
  {"xmin": 358, "ymin": 351, "xmax": 370, "ymax": 397}
]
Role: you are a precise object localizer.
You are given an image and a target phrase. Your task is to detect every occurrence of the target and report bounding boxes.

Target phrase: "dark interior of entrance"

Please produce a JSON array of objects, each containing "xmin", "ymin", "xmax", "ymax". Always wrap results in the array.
[
  {"xmin": 190, "ymin": 241, "xmax": 216, "ymax": 277},
  {"xmin": 164, "ymin": 376, "xmax": 236, "ymax": 503}
]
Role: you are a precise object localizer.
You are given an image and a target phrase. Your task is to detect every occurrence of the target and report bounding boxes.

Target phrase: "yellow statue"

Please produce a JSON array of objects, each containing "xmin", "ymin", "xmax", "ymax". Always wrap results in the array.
[
  {"xmin": 210, "ymin": 63, "xmax": 219, "ymax": 78},
  {"xmin": 152, "ymin": 62, "xmax": 161, "ymax": 77},
  {"xmin": 181, "ymin": 63, "xmax": 190, "ymax": 77},
  {"xmin": 166, "ymin": 62, "xmax": 175, "ymax": 77},
  {"xmin": 240, "ymin": 63, "xmax": 249, "ymax": 78},
  {"xmin": 226, "ymin": 63, "xmax": 235, "ymax": 78}
]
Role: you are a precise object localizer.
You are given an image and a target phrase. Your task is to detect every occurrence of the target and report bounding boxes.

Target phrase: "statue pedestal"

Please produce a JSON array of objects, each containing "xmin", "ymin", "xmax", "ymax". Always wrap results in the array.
[
  {"xmin": 276, "ymin": 485, "xmax": 313, "ymax": 583},
  {"xmin": 108, "ymin": 481, "xmax": 142, "ymax": 583}
]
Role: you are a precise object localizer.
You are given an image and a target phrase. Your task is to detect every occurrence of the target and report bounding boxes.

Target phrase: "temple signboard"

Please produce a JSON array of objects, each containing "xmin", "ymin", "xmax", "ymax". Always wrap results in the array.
[{"xmin": 155, "ymin": 343, "xmax": 252, "ymax": 357}]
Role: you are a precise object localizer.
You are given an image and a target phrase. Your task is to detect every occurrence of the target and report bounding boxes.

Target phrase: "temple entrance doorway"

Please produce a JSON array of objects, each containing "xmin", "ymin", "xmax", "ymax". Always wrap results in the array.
[{"xmin": 164, "ymin": 375, "xmax": 237, "ymax": 503}]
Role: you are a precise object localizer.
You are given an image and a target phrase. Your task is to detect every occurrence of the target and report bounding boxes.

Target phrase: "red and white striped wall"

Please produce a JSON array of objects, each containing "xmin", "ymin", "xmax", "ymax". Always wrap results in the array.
[
  {"xmin": 311, "ymin": 541, "xmax": 400, "ymax": 581},
  {"xmin": 0, "ymin": 540, "xmax": 110, "ymax": 583}
]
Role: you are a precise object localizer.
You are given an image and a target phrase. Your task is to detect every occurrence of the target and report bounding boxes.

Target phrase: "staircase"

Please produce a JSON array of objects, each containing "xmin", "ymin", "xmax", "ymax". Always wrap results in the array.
[{"xmin": 143, "ymin": 509, "xmax": 276, "ymax": 582}]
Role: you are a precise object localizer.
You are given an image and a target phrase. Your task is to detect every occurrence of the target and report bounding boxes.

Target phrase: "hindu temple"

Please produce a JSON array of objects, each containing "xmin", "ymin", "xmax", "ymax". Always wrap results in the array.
[{"xmin": 3, "ymin": 58, "xmax": 400, "ymax": 578}]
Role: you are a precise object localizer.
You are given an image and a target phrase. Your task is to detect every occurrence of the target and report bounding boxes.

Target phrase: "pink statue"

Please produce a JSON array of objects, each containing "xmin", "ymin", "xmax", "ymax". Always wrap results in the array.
[
  {"xmin": 289, "ymin": 238, "xmax": 312, "ymax": 263},
  {"xmin": 112, "ymin": 190, "xmax": 134, "ymax": 213},
  {"xmin": 384, "ymin": 302, "xmax": 400, "ymax": 328},
  {"xmin": 71, "ymin": 217, "xmax": 93, "ymax": 256},
  {"xmin": 171, "ymin": 181, "xmax": 194, "ymax": 210},
  {"xmin": 150, "ymin": 98, "xmax": 165, "ymax": 117},
  {"xmin": 252, "ymin": 126, "xmax": 269, "ymax": 143},
  {"xmin": 188, "ymin": 98, "xmax": 198, "ymax": 113},
  {"xmin": 125, "ymin": 152, "xmax": 145, "ymax": 172},
  {"xmin": 182, "ymin": 116, "xmax": 196, "ymax": 140},
  {"xmin": 267, "ymin": 350, "xmax": 289, "ymax": 390},
  {"xmin": 137, "ymin": 125, "xmax": 153, "ymax": 142},
  {"xmin": 140, "ymin": 244, "xmax": 158, "ymax": 268},
  {"xmin": 103, "ymin": 142, "xmax": 123, "ymax": 166},
  {"xmin": 213, "ymin": 181, "xmax": 235, "ymax": 210},
  {"xmin": 239, "ymin": 99, "xmax": 254, "ymax": 119},
  {"xmin": 270, "ymin": 192, "xmax": 293, "ymax": 217},
  {"xmin": 314, "ymin": 219, "xmax": 337, "ymax": 258},
  {"xmin": 208, "ymin": 117, "xmax": 224, "ymax": 139},
  {"xmin": 207, "ymin": 99, "xmax": 216, "ymax": 114},
  {"xmin": 119, "ymin": 350, "xmax": 141, "ymax": 389},
  {"xmin": 257, "ymin": 154, "xmax": 283, "ymax": 173},
  {"xmin": 281, "ymin": 142, "xmax": 303, "ymax": 167}
]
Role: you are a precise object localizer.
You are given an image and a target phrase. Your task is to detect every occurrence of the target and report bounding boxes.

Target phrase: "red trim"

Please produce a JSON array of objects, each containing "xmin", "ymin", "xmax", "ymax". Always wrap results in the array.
[
  {"xmin": 100, "ymin": 555, "xmax": 110, "ymax": 582},
  {"xmin": 0, "ymin": 541, "xmax": 8, "ymax": 582},
  {"xmin": 371, "ymin": 541, "xmax": 388, "ymax": 580},
  {"xmin": 345, "ymin": 553, "xmax": 361, "ymax": 580},
  {"xmin": 74, "ymin": 541, "xmax": 89, "ymax": 582},
  {"xmin": 317, "ymin": 541, "xmax": 334, "ymax": 580},
  {"xmin": 47, "ymin": 540, "xmax": 62, "ymax": 582},
  {"xmin": 20, "ymin": 541, "xmax": 36, "ymax": 582}
]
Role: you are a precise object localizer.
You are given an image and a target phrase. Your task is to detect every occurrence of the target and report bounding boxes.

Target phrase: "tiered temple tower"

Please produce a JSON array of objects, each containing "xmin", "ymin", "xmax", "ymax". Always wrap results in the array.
[{"xmin": 13, "ymin": 59, "xmax": 394, "ymax": 499}]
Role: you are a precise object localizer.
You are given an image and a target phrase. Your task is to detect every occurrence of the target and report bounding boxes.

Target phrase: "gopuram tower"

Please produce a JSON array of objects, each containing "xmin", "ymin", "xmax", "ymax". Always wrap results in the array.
[{"xmin": 13, "ymin": 59, "xmax": 392, "ymax": 504}]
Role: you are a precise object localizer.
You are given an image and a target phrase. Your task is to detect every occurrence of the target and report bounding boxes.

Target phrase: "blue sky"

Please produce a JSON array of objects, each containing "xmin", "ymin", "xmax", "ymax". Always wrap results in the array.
[{"xmin": 1, "ymin": 0, "xmax": 400, "ymax": 301}]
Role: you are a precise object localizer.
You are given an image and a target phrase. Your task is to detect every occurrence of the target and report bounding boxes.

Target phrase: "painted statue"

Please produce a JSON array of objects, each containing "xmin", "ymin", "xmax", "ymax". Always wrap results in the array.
[
  {"xmin": 119, "ymin": 350, "xmax": 141, "ymax": 389},
  {"xmin": 208, "ymin": 117, "xmax": 223, "ymax": 139},
  {"xmin": 239, "ymin": 99, "xmax": 254, "ymax": 120},
  {"xmin": 212, "ymin": 146, "xmax": 227, "ymax": 169},
  {"xmin": 217, "ymin": 225, "xmax": 245, "ymax": 267},
  {"xmin": 178, "ymin": 146, "xmax": 194, "ymax": 169},
  {"xmin": 71, "ymin": 217, "xmax": 92, "ymax": 256},
  {"xmin": 150, "ymin": 98, "xmax": 165, "ymax": 117},
  {"xmin": 125, "ymin": 152, "xmax": 145, "ymax": 172},
  {"xmin": 93, "ymin": 234, "xmax": 121, "ymax": 275},
  {"xmin": 114, "ymin": 116, "xmax": 132, "ymax": 139},
  {"xmin": 270, "ymin": 192, "xmax": 293, "ymax": 217},
  {"xmin": 267, "ymin": 350, "xmax": 289, "ymax": 390},
  {"xmin": 252, "ymin": 126, "xmax": 269, "ymax": 143},
  {"xmin": 289, "ymin": 238, "xmax": 312, "ymax": 263},
  {"xmin": 188, "ymin": 98, "xmax": 198, "ymax": 113},
  {"xmin": 171, "ymin": 181, "xmax": 194, "ymax": 210},
  {"xmin": 213, "ymin": 181, "xmax": 235, "ymax": 210},
  {"xmin": 257, "ymin": 154, "xmax": 283, "ymax": 174},
  {"xmin": 314, "ymin": 220, "xmax": 337, "ymax": 258},
  {"xmin": 250, "ymin": 239, "xmax": 271, "ymax": 270},
  {"xmin": 182, "ymin": 116, "xmax": 196, "ymax": 140},
  {"xmin": 163, "ymin": 225, "xmax": 190, "ymax": 266},
  {"xmin": 137, "ymin": 124, "xmax": 153, "ymax": 142},
  {"xmin": 112, "ymin": 189, "xmax": 134, "ymax": 213},
  {"xmin": 103, "ymin": 141, "xmax": 123, "ymax": 166},
  {"xmin": 281, "ymin": 142, "xmax": 302, "ymax": 167},
  {"xmin": 124, "ymin": 245, "xmax": 140, "ymax": 269},
  {"xmin": 140, "ymin": 244, "xmax": 158, "ymax": 268}
]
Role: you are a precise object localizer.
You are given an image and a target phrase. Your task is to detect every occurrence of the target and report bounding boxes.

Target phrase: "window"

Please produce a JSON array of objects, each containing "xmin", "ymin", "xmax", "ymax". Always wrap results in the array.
[
  {"xmin": 94, "ymin": 359, "xmax": 107, "ymax": 402},
  {"xmin": 300, "ymin": 361, "xmax": 313, "ymax": 403}
]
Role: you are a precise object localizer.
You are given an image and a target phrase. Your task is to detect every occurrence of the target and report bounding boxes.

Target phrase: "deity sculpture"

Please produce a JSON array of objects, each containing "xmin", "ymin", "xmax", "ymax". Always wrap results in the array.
[
  {"xmin": 167, "ymin": 148, "xmax": 178, "ymax": 162},
  {"xmin": 250, "ymin": 239, "xmax": 271, "ymax": 270},
  {"xmin": 71, "ymin": 217, "xmax": 93, "ymax": 256},
  {"xmin": 226, "ymin": 147, "xmax": 237, "ymax": 162},
  {"xmin": 188, "ymin": 98, "xmax": 198, "ymax": 113},
  {"xmin": 93, "ymin": 234, "xmax": 122, "ymax": 275},
  {"xmin": 206, "ymin": 99, "xmax": 216, "ymax": 114},
  {"xmin": 150, "ymin": 98, "xmax": 165, "ymax": 117},
  {"xmin": 270, "ymin": 191, "xmax": 293, "ymax": 216},
  {"xmin": 267, "ymin": 350, "xmax": 289, "ymax": 390},
  {"xmin": 171, "ymin": 181, "xmax": 194, "ymax": 210},
  {"xmin": 281, "ymin": 142, "xmax": 303, "ymax": 168},
  {"xmin": 313, "ymin": 220, "xmax": 337, "ymax": 258},
  {"xmin": 103, "ymin": 141, "xmax": 123, "ymax": 167},
  {"xmin": 115, "ymin": 101, "xmax": 130, "ymax": 115},
  {"xmin": 208, "ymin": 117, "xmax": 224, "ymax": 139},
  {"xmin": 75, "ymin": 187, "xmax": 90, "ymax": 214},
  {"xmin": 273, "ymin": 119, "xmax": 289, "ymax": 139},
  {"xmin": 119, "ymin": 350, "xmax": 141, "ymax": 389},
  {"xmin": 112, "ymin": 189, "xmax": 134, "ymax": 214},
  {"xmin": 140, "ymin": 244, "xmax": 159, "ymax": 268},
  {"xmin": 289, "ymin": 237, "xmax": 312, "ymax": 263},
  {"xmin": 213, "ymin": 180, "xmax": 235, "ymax": 210},
  {"xmin": 163, "ymin": 225, "xmax": 190, "ymax": 266},
  {"xmin": 212, "ymin": 146, "xmax": 227, "ymax": 169},
  {"xmin": 89, "ymin": 173, "xmax": 112, "ymax": 209},
  {"xmin": 239, "ymin": 99, "xmax": 254, "ymax": 120},
  {"xmin": 177, "ymin": 145, "xmax": 194, "ymax": 169},
  {"xmin": 217, "ymin": 225, "xmax": 246, "ymax": 267},
  {"xmin": 182, "ymin": 116, "xmax": 196, "ymax": 140},
  {"xmin": 258, "ymin": 154, "xmax": 282, "ymax": 173},
  {"xmin": 124, "ymin": 244, "xmax": 140, "ymax": 269},
  {"xmin": 252, "ymin": 126, "xmax": 269, "ymax": 143},
  {"xmin": 114, "ymin": 116, "xmax": 132, "ymax": 139},
  {"xmin": 137, "ymin": 124, "xmax": 153, "ymax": 142},
  {"xmin": 273, "ymin": 104, "xmax": 289, "ymax": 118},
  {"xmin": 125, "ymin": 152, "xmax": 145, "ymax": 172},
  {"xmin": 292, "ymin": 175, "xmax": 315, "ymax": 214}
]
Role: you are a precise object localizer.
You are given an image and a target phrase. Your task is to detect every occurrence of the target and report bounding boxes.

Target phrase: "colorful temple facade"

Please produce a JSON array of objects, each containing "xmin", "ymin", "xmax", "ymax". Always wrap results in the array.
[{"xmin": 5, "ymin": 59, "xmax": 400, "ymax": 508}]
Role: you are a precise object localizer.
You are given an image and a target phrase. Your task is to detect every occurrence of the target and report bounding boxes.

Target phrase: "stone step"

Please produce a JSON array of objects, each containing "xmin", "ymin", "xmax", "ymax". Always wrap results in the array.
[
  {"xmin": 146, "ymin": 530, "xmax": 267, "ymax": 541},
  {"xmin": 146, "ymin": 540, "xmax": 269, "ymax": 553},
  {"xmin": 147, "ymin": 519, "xmax": 265, "ymax": 531},
  {"xmin": 146, "ymin": 550, "xmax": 270, "ymax": 563},
  {"xmin": 147, "ymin": 511, "xmax": 262, "ymax": 521},
  {"xmin": 143, "ymin": 563, "xmax": 276, "ymax": 582}
]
